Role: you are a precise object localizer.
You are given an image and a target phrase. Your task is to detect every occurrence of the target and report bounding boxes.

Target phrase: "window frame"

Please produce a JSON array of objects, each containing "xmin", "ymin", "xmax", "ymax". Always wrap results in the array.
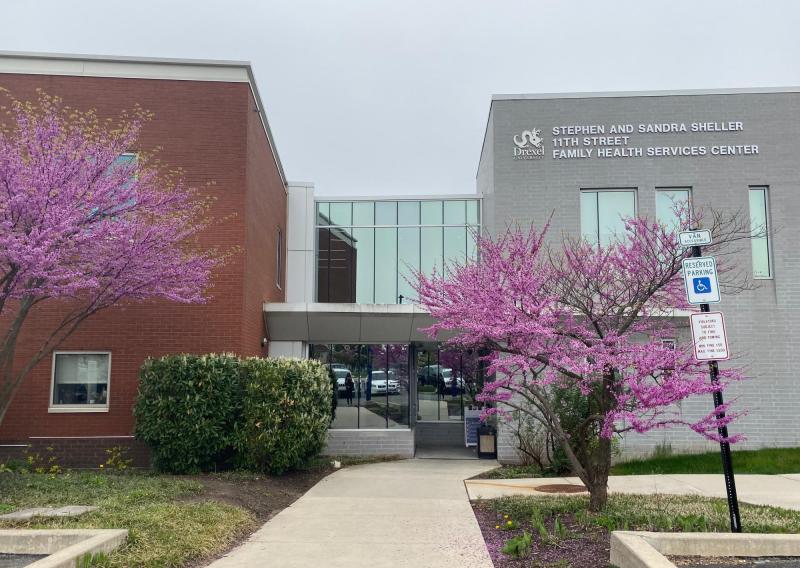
[
  {"xmin": 49, "ymin": 351, "xmax": 112, "ymax": 413},
  {"xmin": 580, "ymin": 187, "xmax": 638, "ymax": 247},
  {"xmin": 748, "ymin": 186, "xmax": 773, "ymax": 280},
  {"xmin": 275, "ymin": 226, "xmax": 284, "ymax": 289}
]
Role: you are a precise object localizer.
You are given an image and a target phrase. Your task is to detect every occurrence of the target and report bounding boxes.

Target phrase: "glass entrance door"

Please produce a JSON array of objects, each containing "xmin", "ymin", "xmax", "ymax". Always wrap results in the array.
[{"xmin": 415, "ymin": 346, "xmax": 481, "ymax": 421}]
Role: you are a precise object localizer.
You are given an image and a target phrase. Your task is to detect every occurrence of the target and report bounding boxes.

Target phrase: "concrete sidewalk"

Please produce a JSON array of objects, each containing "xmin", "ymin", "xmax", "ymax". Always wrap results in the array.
[
  {"xmin": 207, "ymin": 459, "xmax": 496, "ymax": 568},
  {"xmin": 465, "ymin": 474, "xmax": 800, "ymax": 510}
]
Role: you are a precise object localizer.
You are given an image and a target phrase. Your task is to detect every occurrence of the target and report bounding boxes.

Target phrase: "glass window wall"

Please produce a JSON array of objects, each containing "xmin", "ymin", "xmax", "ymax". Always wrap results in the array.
[
  {"xmin": 310, "ymin": 344, "xmax": 410, "ymax": 429},
  {"xmin": 315, "ymin": 199, "xmax": 480, "ymax": 303}
]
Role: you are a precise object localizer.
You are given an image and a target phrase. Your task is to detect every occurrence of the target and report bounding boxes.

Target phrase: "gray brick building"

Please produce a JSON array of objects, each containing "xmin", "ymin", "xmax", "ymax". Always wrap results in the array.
[{"xmin": 478, "ymin": 88, "xmax": 800, "ymax": 461}]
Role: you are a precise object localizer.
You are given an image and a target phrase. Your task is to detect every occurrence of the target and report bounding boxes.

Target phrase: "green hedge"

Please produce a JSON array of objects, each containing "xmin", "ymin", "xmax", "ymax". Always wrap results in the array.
[
  {"xmin": 237, "ymin": 358, "xmax": 331, "ymax": 474},
  {"xmin": 133, "ymin": 354, "xmax": 242, "ymax": 474},
  {"xmin": 133, "ymin": 354, "xmax": 332, "ymax": 475}
]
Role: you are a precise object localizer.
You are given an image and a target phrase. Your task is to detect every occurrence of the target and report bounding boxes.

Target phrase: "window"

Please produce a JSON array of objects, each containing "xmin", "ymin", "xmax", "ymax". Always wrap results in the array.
[
  {"xmin": 749, "ymin": 187, "xmax": 772, "ymax": 278},
  {"xmin": 656, "ymin": 188, "xmax": 691, "ymax": 233},
  {"xmin": 50, "ymin": 352, "xmax": 110, "ymax": 412},
  {"xmin": 275, "ymin": 227, "xmax": 283, "ymax": 288},
  {"xmin": 580, "ymin": 189, "xmax": 636, "ymax": 247},
  {"xmin": 315, "ymin": 199, "xmax": 481, "ymax": 304}
]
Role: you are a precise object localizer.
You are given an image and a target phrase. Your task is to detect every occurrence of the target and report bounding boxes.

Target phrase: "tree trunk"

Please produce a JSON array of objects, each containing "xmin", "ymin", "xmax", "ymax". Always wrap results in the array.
[
  {"xmin": 586, "ymin": 435, "xmax": 612, "ymax": 512},
  {"xmin": 588, "ymin": 480, "xmax": 608, "ymax": 512}
]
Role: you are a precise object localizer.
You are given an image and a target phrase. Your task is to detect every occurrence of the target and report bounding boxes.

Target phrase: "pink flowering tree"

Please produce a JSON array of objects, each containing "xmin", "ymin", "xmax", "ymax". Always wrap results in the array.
[
  {"xmin": 415, "ymin": 211, "xmax": 752, "ymax": 510},
  {"xmin": 0, "ymin": 91, "xmax": 220, "ymax": 425}
]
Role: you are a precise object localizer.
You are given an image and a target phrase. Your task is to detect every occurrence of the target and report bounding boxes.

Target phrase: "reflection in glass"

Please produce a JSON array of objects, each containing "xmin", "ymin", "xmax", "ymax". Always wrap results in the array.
[
  {"xmin": 315, "ymin": 199, "xmax": 480, "ymax": 304},
  {"xmin": 749, "ymin": 188, "xmax": 771, "ymax": 278},
  {"xmin": 581, "ymin": 190, "xmax": 636, "ymax": 247},
  {"xmin": 374, "ymin": 228, "xmax": 398, "ymax": 303},
  {"xmin": 317, "ymin": 227, "xmax": 357, "ymax": 302},
  {"xmin": 415, "ymin": 347, "xmax": 482, "ymax": 421},
  {"xmin": 656, "ymin": 189, "xmax": 690, "ymax": 233},
  {"xmin": 375, "ymin": 201, "xmax": 397, "ymax": 225},
  {"xmin": 444, "ymin": 200, "xmax": 466, "ymax": 224},
  {"xmin": 317, "ymin": 202, "xmax": 330, "ymax": 225},
  {"xmin": 398, "ymin": 227, "xmax": 420, "ymax": 302},
  {"xmin": 398, "ymin": 201, "xmax": 420, "ymax": 225},
  {"xmin": 353, "ymin": 228, "xmax": 375, "ymax": 303},
  {"xmin": 444, "ymin": 226, "xmax": 467, "ymax": 270},
  {"xmin": 329, "ymin": 202, "xmax": 352, "ymax": 227},
  {"xmin": 466, "ymin": 200, "xmax": 480, "ymax": 225},
  {"xmin": 353, "ymin": 201, "xmax": 375, "ymax": 226},
  {"xmin": 421, "ymin": 201, "xmax": 443, "ymax": 225},
  {"xmin": 314, "ymin": 343, "xmax": 410, "ymax": 429},
  {"xmin": 421, "ymin": 227, "xmax": 443, "ymax": 276}
]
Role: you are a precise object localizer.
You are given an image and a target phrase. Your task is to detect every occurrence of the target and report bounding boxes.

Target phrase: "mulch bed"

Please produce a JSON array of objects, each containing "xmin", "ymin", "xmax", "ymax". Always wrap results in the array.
[
  {"xmin": 186, "ymin": 468, "xmax": 334, "ymax": 522},
  {"xmin": 471, "ymin": 500, "xmax": 610, "ymax": 568},
  {"xmin": 532, "ymin": 484, "xmax": 587, "ymax": 494}
]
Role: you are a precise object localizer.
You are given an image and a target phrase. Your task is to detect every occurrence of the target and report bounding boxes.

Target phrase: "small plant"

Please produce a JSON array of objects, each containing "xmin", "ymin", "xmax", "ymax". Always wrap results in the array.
[
  {"xmin": 553, "ymin": 515, "xmax": 568, "ymax": 540},
  {"xmin": 100, "ymin": 446, "xmax": 133, "ymax": 472},
  {"xmin": 76, "ymin": 551, "xmax": 108, "ymax": 567},
  {"xmin": 533, "ymin": 517, "xmax": 549, "ymax": 543},
  {"xmin": 501, "ymin": 531, "xmax": 532, "ymax": 558},
  {"xmin": 23, "ymin": 446, "xmax": 62, "ymax": 475},
  {"xmin": 495, "ymin": 513, "xmax": 519, "ymax": 530}
]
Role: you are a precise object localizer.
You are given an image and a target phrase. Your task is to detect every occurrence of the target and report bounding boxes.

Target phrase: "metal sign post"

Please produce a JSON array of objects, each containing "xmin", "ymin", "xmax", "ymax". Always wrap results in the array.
[{"xmin": 682, "ymin": 232, "xmax": 742, "ymax": 533}]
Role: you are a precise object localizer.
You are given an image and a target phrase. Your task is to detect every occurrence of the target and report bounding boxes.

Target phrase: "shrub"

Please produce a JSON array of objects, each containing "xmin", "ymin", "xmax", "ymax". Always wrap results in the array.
[
  {"xmin": 134, "ymin": 354, "xmax": 242, "ymax": 473},
  {"xmin": 237, "ymin": 358, "xmax": 332, "ymax": 474}
]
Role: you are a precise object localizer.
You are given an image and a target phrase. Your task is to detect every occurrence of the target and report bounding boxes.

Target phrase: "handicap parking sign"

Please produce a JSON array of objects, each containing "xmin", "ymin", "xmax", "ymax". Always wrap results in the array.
[
  {"xmin": 692, "ymin": 277, "xmax": 712, "ymax": 295},
  {"xmin": 682, "ymin": 257, "xmax": 721, "ymax": 305}
]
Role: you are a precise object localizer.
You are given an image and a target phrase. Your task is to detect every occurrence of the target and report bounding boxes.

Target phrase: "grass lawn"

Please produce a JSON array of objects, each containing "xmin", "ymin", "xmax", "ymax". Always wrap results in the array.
[
  {"xmin": 0, "ymin": 472, "xmax": 256, "ymax": 567},
  {"xmin": 473, "ymin": 493, "xmax": 800, "ymax": 568},
  {"xmin": 610, "ymin": 447, "xmax": 800, "ymax": 475}
]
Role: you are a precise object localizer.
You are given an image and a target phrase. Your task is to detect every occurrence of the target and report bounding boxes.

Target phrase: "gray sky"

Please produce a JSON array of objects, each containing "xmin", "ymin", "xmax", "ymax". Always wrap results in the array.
[{"xmin": 3, "ymin": 0, "xmax": 799, "ymax": 196}]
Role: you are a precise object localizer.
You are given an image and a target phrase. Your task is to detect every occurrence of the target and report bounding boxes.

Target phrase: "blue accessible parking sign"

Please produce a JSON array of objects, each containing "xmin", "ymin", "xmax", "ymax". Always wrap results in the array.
[
  {"xmin": 682, "ymin": 257, "xmax": 721, "ymax": 304},
  {"xmin": 693, "ymin": 276, "xmax": 712, "ymax": 294}
]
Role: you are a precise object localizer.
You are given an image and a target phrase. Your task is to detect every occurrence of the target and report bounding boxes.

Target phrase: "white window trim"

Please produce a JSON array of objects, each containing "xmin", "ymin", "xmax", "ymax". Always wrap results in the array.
[
  {"xmin": 49, "ymin": 351, "xmax": 111, "ymax": 414},
  {"xmin": 275, "ymin": 226, "xmax": 283, "ymax": 289},
  {"xmin": 749, "ymin": 186, "xmax": 774, "ymax": 280}
]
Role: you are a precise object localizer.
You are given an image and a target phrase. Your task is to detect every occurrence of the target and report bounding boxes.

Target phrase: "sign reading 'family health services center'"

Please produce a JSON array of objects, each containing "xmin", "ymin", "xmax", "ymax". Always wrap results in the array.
[
  {"xmin": 690, "ymin": 311, "xmax": 730, "ymax": 361},
  {"xmin": 682, "ymin": 257, "xmax": 721, "ymax": 305}
]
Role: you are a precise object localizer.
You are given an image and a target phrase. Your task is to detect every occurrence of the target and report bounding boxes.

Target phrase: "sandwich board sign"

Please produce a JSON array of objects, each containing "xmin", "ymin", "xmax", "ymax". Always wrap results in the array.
[
  {"xmin": 689, "ymin": 311, "xmax": 730, "ymax": 361},
  {"xmin": 679, "ymin": 230, "xmax": 712, "ymax": 247},
  {"xmin": 682, "ymin": 256, "xmax": 721, "ymax": 304}
]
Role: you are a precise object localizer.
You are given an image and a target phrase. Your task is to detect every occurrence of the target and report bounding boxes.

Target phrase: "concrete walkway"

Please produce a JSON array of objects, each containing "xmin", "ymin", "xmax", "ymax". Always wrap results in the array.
[
  {"xmin": 208, "ymin": 459, "xmax": 496, "ymax": 568},
  {"xmin": 465, "ymin": 474, "xmax": 800, "ymax": 510}
]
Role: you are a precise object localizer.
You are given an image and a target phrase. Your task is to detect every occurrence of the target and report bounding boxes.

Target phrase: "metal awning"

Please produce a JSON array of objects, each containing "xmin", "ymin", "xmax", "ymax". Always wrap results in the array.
[{"xmin": 263, "ymin": 302, "xmax": 451, "ymax": 344}]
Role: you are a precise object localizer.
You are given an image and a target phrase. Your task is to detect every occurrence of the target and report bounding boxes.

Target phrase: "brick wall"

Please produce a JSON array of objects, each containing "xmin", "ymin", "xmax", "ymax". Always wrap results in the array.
[{"xmin": 0, "ymin": 73, "xmax": 286, "ymax": 459}]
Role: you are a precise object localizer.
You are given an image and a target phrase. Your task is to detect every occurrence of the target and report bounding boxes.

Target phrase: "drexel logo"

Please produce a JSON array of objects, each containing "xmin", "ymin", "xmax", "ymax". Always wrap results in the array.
[{"xmin": 513, "ymin": 128, "xmax": 545, "ymax": 160}]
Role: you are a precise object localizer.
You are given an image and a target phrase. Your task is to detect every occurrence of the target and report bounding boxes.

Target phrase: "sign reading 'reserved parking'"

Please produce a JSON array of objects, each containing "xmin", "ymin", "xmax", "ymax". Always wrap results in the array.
[{"xmin": 682, "ymin": 256, "xmax": 721, "ymax": 304}]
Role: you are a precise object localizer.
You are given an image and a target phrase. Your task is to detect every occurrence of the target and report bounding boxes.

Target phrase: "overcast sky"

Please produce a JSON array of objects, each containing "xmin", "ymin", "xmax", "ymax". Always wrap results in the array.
[{"xmin": 3, "ymin": 0, "xmax": 799, "ymax": 196}]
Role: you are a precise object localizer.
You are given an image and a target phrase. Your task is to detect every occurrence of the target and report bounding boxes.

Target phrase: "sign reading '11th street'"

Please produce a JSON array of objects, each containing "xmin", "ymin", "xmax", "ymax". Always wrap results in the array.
[
  {"xmin": 682, "ymin": 257, "xmax": 721, "ymax": 304},
  {"xmin": 690, "ymin": 311, "xmax": 730, "ymax": 361}
]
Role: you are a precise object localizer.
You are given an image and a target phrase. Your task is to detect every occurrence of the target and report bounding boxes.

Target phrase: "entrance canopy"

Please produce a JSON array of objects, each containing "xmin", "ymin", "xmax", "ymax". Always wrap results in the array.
[{"xmin": 263, "ymin": 302, "xmax": 452, "ymax": 344}]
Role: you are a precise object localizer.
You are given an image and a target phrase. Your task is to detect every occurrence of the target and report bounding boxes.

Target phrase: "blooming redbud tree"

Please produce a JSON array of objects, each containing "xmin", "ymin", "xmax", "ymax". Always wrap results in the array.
[
  {"xmin": 415, "ymin": 211, "xmax": 752, "ymax": 510},
  {"xmin": 0, "ymin": 91, "xmax": 220, "ymax": 424}
]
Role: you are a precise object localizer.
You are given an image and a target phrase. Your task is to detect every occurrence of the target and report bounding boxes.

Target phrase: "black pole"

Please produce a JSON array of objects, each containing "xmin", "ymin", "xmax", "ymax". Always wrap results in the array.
[{"xmin": 691, "ymin": 244, "xmax": 742, "ymax": 533}]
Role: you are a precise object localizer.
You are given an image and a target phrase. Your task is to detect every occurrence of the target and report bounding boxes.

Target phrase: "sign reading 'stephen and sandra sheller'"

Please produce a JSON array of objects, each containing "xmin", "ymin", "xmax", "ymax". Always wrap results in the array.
[{"xmin": 512, "ymin": 121, "xmax": 760, "ymax": 161}]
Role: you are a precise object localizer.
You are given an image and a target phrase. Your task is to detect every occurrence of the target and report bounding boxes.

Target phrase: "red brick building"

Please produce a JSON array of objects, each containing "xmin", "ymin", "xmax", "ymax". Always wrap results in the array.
[{"xmin": 0, "ymin": 52, "xmax": 288, "ymax": 467}]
